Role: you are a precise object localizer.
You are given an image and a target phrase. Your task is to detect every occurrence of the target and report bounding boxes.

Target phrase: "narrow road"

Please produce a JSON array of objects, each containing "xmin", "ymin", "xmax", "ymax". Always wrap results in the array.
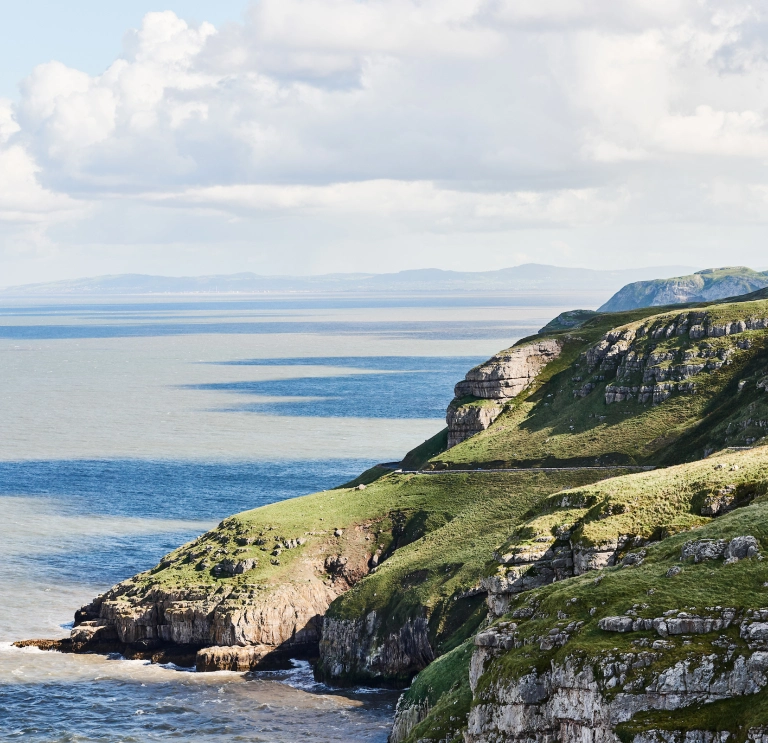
[{"xmin": 378, "ymin": 462, "xmax": 655, "ymax": 474}]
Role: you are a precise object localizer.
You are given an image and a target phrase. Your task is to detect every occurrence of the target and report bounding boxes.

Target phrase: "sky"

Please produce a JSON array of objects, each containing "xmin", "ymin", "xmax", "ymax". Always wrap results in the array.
[{"xmin": 1, "ymin": 0, "xmax": 768, "ymax": 285}]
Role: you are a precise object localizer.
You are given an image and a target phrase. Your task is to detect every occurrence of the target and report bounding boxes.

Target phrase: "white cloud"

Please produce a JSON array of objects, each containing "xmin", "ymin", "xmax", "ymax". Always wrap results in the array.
[
  {"xmin": 148, "ymin": 179, "xmax": 626, "ymax": 230},
  {"xmin": 4, "ymin": 0, "xmax": 768, "ymax": 283},
  {"xmin": 0, "ymin": 100, "xmax": 87, "ymax": 225}
]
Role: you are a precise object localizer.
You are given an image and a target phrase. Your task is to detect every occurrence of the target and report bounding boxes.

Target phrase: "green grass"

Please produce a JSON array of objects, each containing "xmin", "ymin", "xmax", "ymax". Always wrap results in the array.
[
  {"xmin": 403, "ymin": 445, "xmax": 768, "ymax": 739},
  {"xmin": 436, "ymin": 300, "xmax": 768, "ymax": 469},
  {"xmin": 473, "ymin": 493, "xmax": 768, "ymax": 697},
  {"xmin": 396, "ymin": 641, "xmax": 475, "ymax": 743},
  {"xmin": 496, "ymin": 446, "xmax": 768, "ymax": 558}
]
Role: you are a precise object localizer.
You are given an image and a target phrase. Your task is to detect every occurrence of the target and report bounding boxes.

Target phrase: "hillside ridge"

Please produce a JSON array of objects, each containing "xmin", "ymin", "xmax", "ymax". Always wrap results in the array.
[
  {"xmin": 1, "ymin": 264, "xmax": 694, "ymax": 296},
  {"xmin": 600, "ymin": 266, "xmax": 768, "ymax": 312}
]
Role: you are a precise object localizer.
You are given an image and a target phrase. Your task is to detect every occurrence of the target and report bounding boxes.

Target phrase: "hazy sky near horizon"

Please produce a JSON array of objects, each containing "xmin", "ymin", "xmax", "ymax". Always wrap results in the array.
[{"xmin": 2, "ymin": 0, "xmax": 768, "ymax": 285}]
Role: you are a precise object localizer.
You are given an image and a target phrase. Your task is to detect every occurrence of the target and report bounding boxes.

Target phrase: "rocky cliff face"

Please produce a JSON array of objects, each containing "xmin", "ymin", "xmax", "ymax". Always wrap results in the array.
[
  {"xmin": 446, "ymin": 401, "xmax": 504, "ymax": 449},
  {"xmin": 466, "ymin": 640, "xmax": 768, "ymax": 743},
  {"xmin": 317, "ymin": 612, "xmax": 434, "ymax": 685},
  {"xmin": 447, "ymin": 339, "xmax": 562, "ymax": 448},
  {"xmin": 580, "ymin": 309, "xmax": 767, "ymax": 406},
  {"xmin": 71, "ymin": 575, "xmax": 342, "ymax": 670},
  {"xmin": 56, "ymin": 511, "xmax": 376, "ymax": 672}
]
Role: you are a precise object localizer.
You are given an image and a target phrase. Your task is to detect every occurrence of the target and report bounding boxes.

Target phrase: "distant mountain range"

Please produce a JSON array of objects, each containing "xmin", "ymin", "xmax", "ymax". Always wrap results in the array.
[
  {"xmin": 1, "ymin": 264, "xmax": 696, "ymax": 297},
  {"xmin": 599, "ymin": 266, "xmax": 768, "ymax": 312}
]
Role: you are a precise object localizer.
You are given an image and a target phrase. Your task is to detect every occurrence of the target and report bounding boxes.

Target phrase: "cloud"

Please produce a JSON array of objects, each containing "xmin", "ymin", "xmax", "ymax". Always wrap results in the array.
[
  {"xmin": 0, "ymin": 100, "xmax": 88, "ymax": 224},
  {"xmin": 4, "ymin": 0, "xmax": 768, "ymax": 283},
  {"xmin": 149, "ymin": 179, "xmax": 626, "ymax": 231}
]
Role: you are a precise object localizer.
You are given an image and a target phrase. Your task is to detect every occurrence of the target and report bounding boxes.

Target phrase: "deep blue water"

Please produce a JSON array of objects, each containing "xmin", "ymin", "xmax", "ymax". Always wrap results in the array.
[
  {"xmin": 0, "ymin": 459, "xmax": 376, "ymax": 520},
  {"xmin": 196, "ymin": 355, "xmax": 484, "ymax": 418},
  {"xmin": 1, "ymin": 458, "xmax": 378, "ymax": 587}
]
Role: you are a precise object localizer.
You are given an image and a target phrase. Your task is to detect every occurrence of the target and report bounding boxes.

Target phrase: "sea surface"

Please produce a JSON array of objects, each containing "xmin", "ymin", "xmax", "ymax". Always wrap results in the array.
[{"xmin": 0, "ymin": 292, "xmax": 603, "ymax": 742}]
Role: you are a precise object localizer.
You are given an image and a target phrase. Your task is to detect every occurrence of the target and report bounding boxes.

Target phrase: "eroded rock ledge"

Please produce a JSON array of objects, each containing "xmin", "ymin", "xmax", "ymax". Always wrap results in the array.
[
  {"xmin": 447, "ymin": 339, "xmax": 562, "ymax": 447},
  {"xmin": 17, "ymin": 514, "xmax": 375, "ymax": 672},
  {"xmin": 317, "ymin": 612, "xmax": 434, "ymax": 686}
]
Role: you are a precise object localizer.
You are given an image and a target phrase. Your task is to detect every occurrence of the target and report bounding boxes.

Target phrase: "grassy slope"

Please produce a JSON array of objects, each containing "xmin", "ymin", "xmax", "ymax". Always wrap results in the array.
[
  {"xmin": 115, "ymin": 467, "xmax": 628, "ymax": 642},
  {"xmin": 435, "ymin": 299, "xmax": 768, "ymax": 469},
  {"xmin": 405, "ymin": 446, "xmax": 768, "ymax": 742},
  {"xmin": 101, "ymin": 292, "xmax": 768, "ymax": 739},
  {"xmin": 323, "ymin": 469, "xmax": 636, "ymax": 673}
]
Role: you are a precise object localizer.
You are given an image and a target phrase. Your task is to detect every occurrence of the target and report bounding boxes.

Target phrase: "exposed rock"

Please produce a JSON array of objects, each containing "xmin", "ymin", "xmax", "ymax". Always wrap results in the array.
[
  {"xmin": 598, "ymin": 609, "xmax": 738, "ymax": 637},
  {"xmin": 681, "ymin": 536, "xmax": 760, "ymax": 564},
  {"xmin": 317, "ymin": 612, "xmax": 434, "ymax": 684},
  {"xmin": 465, "ymin": 649, "xmax": 768, "ymax": 743},
  {"xmin": 389, "ymin": 698, "xmax": 430, "ymax": 743},
  {"xmin": 64, "ymin": 579, "xmax": 342, "ymax": 670},
  {"xmin": 446, "ymin": 401, "xmax": 504, "ymax": 449},
  {"xmin": 485, "ymin": 537, "xmax": 624, "ymax": 618},
  {"xmin": 631, "ymin": 730, "xmax": 733, "ymax": 743},
  {"xmin": 446, "ymin": 339, "xmax": 562, "ymax": 447},
  {"xmin": 598, "ymin": 616, "xmax": 634, "ymax": 633},
  {"xmin": 725, "ymin": 535, "xmax": 761, "ymax": 562},
  {"xmin": 211, "ymin": 558, "xmax": 258, "ymax": 577},
  {"xmin": 454, "ymin": 340, "xmax": 563, "ymax": 401},
  {"xmin": 195, "ymin": 644, "xmax": 287, "ymax": 672},
  {"xmin": 701, "ymin": 485, "xmax": 737, "ymax": 516},
  {"xmin": 681, "ymin": 539, "xmax": 728, "ymax": 563},
  {"xmin": 579, "ymin": 309, "xmax": 766, "ymax": 407}
]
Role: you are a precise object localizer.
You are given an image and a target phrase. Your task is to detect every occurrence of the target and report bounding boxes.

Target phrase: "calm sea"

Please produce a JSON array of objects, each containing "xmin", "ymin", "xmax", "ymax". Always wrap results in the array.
[{"xmin": 0, "ymin": 292, "xmax": 601, "ymax": 742}]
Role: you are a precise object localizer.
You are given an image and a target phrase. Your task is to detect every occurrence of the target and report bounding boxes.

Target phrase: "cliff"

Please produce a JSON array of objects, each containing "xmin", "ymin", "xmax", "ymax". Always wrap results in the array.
[
  {"xmin": 599, "ymin": 266, "xmax": 768, "ymax": 313},
  {"xmin": 446, "ymin": 339, "xmax": 562, "ymax": 448}
]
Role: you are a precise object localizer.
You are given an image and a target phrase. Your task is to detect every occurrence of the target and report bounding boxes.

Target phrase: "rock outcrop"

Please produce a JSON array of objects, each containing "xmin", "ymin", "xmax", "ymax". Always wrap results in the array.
[
  {"xmin": 389, "ymin": 697, "xmax": 430, "ymax": 743},
  {"xmin": 446, "ymin": 401, "xmax": 504, "ymax": 449},
  {"xmin": 53, "ymin": 514, "xmax": 376, "ymax": 672},
  {"xmin": 485, "ymin": 533, "xmax": 649, "ymax": 618},
  {"xmin": 581, "ymin": 309, "xmax": 767, "ymax": 406},
  {"xmin": 316, "ymin": 612, "xmax": 434, "ymax": 685},
  {"xmin": 466, "ymin": 647, "xmax": 768, "ymax": 743},
  {"xmin": 447, "ymin": 339, "xmax": 562, "ymax": 447},
  {"xmin": 69, "ymin": 578, "xmax": 339, "ymax": 670},
  {"xmin": 454, "ymin": 340, "xmax": 563, "ymax": 401}
]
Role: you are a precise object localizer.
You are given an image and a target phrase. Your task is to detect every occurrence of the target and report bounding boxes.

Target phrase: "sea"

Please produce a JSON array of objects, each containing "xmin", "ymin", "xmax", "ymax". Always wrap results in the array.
[{"xmin": 0, "ymin": 291, "xmax": 604, "ymax": 742}]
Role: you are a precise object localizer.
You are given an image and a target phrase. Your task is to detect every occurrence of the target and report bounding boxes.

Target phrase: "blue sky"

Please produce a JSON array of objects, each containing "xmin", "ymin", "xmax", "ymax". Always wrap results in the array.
[
  {"xmin": 0, "ymin": 1, "xmax": 249, "ymax": 99},
  {"xmin": 1, "ymin": 1, "xmax": 768, "ymax": 285}
]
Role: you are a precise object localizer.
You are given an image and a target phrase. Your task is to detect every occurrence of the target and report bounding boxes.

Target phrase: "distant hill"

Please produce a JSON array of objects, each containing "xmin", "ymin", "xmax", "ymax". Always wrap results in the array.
[
  {"xmin": 599, "ymin": 266, "xmax": 768, "ymax": 311},
  {"xmin": 1, "ymin": 264, "xmax": 695, "ymax": 297}
]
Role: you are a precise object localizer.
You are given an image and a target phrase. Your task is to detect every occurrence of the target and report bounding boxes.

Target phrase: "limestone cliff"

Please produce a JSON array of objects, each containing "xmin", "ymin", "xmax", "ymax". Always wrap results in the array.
[
  {"xmin": 317, "ymin": 612, "xmax": 434, "ymax": 685},
  {"xmin": 39, "ymin": 506, "xmax": 377, "ymax": 672},
  {"xmin": 467, "ymin": 640, "xmax": 768, "ymax": 743},
  {"xmin": 447, "ymin": 339, "xmax": 562, "ymax": 448},
  {"xmin": 581, "ymin": 308, "xmax": 768, "ymax": 406}
]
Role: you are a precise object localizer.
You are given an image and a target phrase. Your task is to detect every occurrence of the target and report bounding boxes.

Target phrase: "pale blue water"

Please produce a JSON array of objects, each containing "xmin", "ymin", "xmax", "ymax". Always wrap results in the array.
[{"xmin": 0, "ymin": 293, "xmax": 599, "ymax": 742}]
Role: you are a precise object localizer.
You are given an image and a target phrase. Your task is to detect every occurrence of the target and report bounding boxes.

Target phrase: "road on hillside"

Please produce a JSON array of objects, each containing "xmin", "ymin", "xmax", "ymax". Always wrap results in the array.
[{"xmin": 378, "ymin": 462, "xmax": 656, "ymax": 474}]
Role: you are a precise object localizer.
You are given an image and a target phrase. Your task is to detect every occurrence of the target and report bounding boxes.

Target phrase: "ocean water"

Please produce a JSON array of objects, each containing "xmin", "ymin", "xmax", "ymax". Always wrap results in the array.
[{"xmin": 0, "ymin": 293, "xmax": 601, "ymax": 742}]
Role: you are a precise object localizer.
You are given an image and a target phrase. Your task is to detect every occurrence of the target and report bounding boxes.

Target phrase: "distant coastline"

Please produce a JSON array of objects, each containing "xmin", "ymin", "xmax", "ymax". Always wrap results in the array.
[{"xmin": 0, "ymin": 263, "xmax": 696, "ymax": 297}]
